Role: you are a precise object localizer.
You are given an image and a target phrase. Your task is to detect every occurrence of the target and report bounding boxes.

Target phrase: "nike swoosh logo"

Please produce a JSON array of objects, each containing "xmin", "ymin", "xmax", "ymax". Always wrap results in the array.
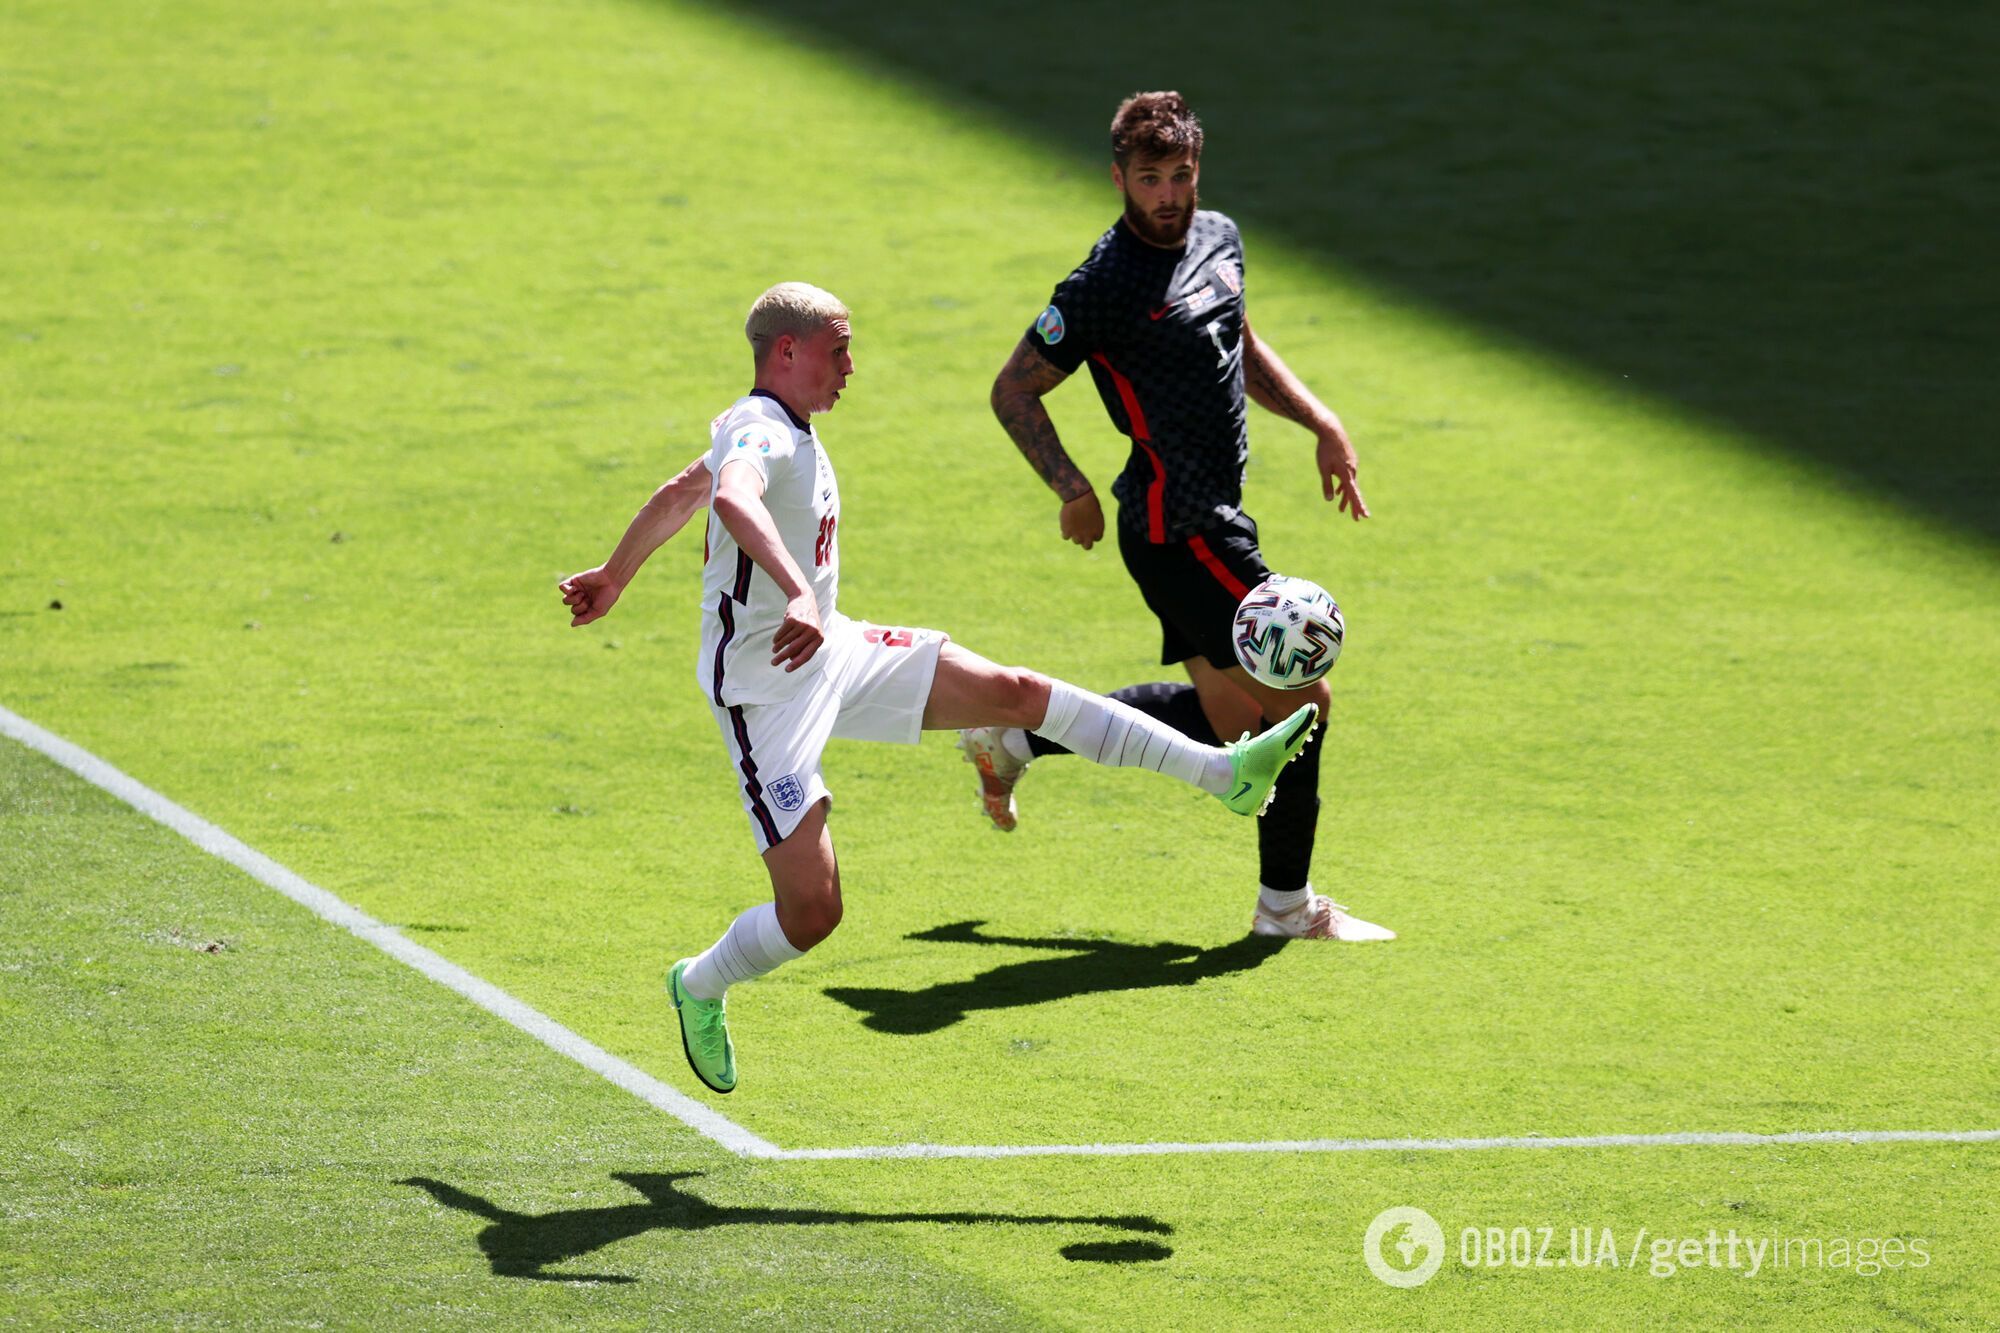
[
  {"xmin": 1231, "ymin": 782, "xmax": 1252, "ymax": 801},
  {"xmin": 1149, "ymin": 304, "xmax": 1175, "ymax": 320}
]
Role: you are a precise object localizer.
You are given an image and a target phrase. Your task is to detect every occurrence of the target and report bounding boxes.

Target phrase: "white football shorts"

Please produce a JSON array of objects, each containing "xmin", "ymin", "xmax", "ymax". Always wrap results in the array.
[{"xmin": 709, "ymin": 612, "xmax": 947, "ymax": 851}]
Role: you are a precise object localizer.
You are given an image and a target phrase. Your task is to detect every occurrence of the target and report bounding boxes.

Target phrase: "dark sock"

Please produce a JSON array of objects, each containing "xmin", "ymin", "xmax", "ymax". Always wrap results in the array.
[
  {"xmin": 1257, "ymin": 715, "xmax": 1324, "ymax": 892},
  {"xmin": 1025, "ymin": 681, "xmax": 1221, "ymax": 757}
]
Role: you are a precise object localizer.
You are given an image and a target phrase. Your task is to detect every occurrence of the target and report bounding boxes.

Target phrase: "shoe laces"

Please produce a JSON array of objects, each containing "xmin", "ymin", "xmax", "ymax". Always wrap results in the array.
[
  {"xmin": 1306, "ymin": 896, "xmax": 1351, "ymax": 937},
  {"xmin": 690, "ymin": 999, "xmax": 728, "ymax": 1058}
]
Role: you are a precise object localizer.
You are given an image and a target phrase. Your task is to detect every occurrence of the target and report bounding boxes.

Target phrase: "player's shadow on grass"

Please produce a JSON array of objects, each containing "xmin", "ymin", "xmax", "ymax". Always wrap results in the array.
[
  {"xmin": 400, "ymin": 1171, "xmax": 1172, "ymax": 1281},
  {"xmin": 824, "ymin": 919, "xmax": 1286, "ymax": 1035}
]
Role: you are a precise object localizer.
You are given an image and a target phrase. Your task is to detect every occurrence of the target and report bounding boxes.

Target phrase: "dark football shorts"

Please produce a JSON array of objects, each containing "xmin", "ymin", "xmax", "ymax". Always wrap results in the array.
[{"xmin": 1117, "ymin": 510, "xmax": 1272, "ymax": 670}]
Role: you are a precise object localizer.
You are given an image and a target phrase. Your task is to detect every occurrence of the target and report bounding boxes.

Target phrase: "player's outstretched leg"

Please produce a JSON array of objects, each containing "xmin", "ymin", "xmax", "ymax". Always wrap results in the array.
[
  {"xmin": 671, "ymin": 798, "xmax": 839, "ymax": 1092},
  {"xmin": 959, "ymin": 682, "xmax": 1223, "ymax": 832},
  {"xmin": 927, "ymin": 644, "xmax": 1314, "ymax": 817}
]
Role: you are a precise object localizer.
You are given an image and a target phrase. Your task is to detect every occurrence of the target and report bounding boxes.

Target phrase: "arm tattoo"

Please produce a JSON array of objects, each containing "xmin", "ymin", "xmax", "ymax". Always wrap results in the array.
[
  {"xmin": 1232, "ymin": 322, "xmax": 1328, "ymax": 430},
  {"xmin": 991, "ymin": 337, "xmax": 1093, "ymax": 502},
  {"xmin": 1244, "ymin": 327, "xmax": 1326, "ymax": 431}
]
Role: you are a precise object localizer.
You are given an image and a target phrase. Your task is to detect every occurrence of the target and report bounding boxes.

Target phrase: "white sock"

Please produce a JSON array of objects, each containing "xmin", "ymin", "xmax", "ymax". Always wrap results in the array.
[
  {"xmin": 681, "ymin": 901, "xmax": 804, "ymax": 1000},
  {"xmin": 998, "ymin": 727, "xmax": 1034, "ymax": 764},
  {"xmin": 1031, "ymin": 679, "xmax": 1233, "ymax": 794},
  {"xmin": 1259, "ymin": 883, "xmax": 1313, "ymax": 916}
]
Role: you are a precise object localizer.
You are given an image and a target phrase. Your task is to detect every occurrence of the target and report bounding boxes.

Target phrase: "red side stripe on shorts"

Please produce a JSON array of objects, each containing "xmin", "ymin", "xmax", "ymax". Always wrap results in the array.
[
  {"xmin": 1188, "ymin": 534, "xmax": 1250, "ymax": 600},
  {"xmin": 1090, "ymin": 352, "xmax": 1166, "ymax": 543}
]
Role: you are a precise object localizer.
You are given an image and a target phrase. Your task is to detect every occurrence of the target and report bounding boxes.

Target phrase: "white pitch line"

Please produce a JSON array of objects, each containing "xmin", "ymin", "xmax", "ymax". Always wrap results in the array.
[
  {"xmin": 766, "ymin": 1128, "xmax": 2000, "ymax": 1161},
  {"xmin": 10, "ymin": 704, "xmax": 2000, "ymax": 1168},
  {"xmin": 0, "ymin": 703, "xmax": 779, "ymax": 1161}
]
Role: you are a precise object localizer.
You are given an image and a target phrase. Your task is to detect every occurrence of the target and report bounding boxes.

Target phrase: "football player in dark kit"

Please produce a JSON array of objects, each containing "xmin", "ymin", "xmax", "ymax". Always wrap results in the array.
[{"xmin": 958, "ymin": 90, "xmax": 1391, "ymax": 941}]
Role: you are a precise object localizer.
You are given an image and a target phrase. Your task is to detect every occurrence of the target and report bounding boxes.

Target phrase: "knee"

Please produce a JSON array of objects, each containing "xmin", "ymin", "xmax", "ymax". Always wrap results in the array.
[
  {"xmin": 1267, "ymin": 680, "xmax": 1329, "ymax": 721},
  {"xmin": 1006, "ymin": 668, "xmax": 1052, "ymax": 728},
  {"xmin": 778, "ymin": 884, "xmax": 843, "ymax": 951},
  {"xmin": 1202, "ymin": 685, "xmax": 1263, "ymax": 740}
]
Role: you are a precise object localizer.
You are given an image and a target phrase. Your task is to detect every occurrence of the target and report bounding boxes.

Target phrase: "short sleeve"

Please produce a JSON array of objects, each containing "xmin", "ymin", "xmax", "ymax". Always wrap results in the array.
[
  {"xmin": 1023, "ymin": 269, "xmax": 1099, "ymax": 375},
  {"xmin": 709, "ymin": 416, "xmax": 797, "ymax": 485}
]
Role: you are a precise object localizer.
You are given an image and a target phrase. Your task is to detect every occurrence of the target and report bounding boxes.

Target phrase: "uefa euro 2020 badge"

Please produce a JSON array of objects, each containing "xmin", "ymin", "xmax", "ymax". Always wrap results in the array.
[
  {"xmin": 735, "ymin": 429, "xmax": 773, "ymax": 456},
  {"xmin": 1035, "ymin": 304, "xmax": 1065, "ymax": 345}
]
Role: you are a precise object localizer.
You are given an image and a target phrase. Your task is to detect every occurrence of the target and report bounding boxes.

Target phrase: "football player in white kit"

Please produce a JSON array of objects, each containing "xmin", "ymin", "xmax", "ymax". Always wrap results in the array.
[{"xmin": 559, "ymin": 282, "xmax": 1319, "ymax": 1094}]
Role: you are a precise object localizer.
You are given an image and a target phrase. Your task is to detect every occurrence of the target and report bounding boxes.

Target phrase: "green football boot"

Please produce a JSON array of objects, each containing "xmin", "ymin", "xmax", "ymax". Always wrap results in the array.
[
  {"xmin": 668, "ymin": 959, "xmax": 737, "ymax": 1094},
  {"xmin": 1216, "ymin": 702, "xmax": 1321, "ymax": 816}
]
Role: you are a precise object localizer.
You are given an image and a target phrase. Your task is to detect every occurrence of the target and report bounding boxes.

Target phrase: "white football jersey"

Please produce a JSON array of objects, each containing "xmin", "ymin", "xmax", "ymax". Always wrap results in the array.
[{"xmin": 695, "ymin": 391, "xmax": 840, "ymax": 707}]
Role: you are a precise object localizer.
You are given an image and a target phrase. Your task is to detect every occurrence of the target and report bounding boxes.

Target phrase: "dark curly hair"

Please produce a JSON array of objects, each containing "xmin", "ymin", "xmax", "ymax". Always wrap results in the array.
[{"xmin": 1109, "ymin": 90, "xmax": 1204, "ymax": 166}]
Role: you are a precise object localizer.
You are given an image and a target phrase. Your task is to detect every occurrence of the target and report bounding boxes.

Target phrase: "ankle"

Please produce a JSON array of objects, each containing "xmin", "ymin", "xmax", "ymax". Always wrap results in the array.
[{"xmin": 1259, "ymin": 883, "xmax": 1312, "ymax": 915}]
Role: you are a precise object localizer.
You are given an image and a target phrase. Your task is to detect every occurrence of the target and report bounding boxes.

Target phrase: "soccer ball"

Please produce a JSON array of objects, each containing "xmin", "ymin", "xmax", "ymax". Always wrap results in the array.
[{"xmin": 1232, "ymin": 575, "xmax": 1344, "ymax": 689}]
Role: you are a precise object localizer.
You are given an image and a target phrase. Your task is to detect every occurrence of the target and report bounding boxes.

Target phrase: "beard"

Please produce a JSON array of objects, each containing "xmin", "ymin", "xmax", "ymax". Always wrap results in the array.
[{"xmin": 1122, "ymin": 186, "xmax": 1197, "ymax": 248}]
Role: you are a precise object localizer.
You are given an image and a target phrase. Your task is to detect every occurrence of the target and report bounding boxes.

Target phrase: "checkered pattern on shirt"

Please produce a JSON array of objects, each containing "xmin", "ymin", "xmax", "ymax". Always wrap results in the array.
[{"xmin": 1026, "ymin": 210, "xmax": 1249, "ymax": 542}]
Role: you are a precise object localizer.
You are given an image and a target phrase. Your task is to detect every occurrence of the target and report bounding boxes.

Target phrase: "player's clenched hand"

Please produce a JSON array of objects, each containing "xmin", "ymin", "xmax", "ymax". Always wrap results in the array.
[
  {"xmin": 771, "ymin": 591, "xmax": 824, "ymax": 671},
  {"xmin": 1315, "ymin": 431, "xmax": 1371, "ymax": 521},
  {"xmin": 559, "ymin": 567, "xmax": 623, "ymax": 626},
  {"xmin": 1059, "ymin": 491, "xmax": 1105, "ymax": 550}
]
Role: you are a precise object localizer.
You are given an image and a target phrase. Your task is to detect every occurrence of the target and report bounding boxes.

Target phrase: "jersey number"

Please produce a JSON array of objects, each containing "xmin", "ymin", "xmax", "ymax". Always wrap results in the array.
[
  {"xmin": 863, "ymin": 626, "xmax": 914, "ymax": 649},
  {"xmin": 814, "ymin": 514, "xmax": 837, "ymax": 567}
]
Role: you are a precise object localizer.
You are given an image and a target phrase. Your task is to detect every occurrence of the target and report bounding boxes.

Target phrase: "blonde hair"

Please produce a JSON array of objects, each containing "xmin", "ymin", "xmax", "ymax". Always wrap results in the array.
[{"xmin": 745, "ymin": 282, "xmax": 849, "ymax": 363}]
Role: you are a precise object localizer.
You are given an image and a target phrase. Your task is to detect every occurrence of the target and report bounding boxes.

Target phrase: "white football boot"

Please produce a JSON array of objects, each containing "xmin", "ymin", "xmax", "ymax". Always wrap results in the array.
[
  {"xmin": 956, "ymin": 726, "xmax": 1028, "ymax": 832},
  {"xmin": 1251, "ymin": 888, "xmax": 1397, "ymax": 941}
]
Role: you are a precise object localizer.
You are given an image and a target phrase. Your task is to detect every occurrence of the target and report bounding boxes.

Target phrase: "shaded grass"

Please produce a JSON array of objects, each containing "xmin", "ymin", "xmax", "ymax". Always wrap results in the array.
[{"xmin": 724, "ymin": 0, "xmax": 2000, "ymax": 542}]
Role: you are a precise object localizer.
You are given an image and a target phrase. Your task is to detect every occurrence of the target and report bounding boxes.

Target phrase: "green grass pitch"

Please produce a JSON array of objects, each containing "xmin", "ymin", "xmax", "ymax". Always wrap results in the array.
[{"xmin": 4, "ymin": 0, "xmax": 1997, "ymax": 1325}]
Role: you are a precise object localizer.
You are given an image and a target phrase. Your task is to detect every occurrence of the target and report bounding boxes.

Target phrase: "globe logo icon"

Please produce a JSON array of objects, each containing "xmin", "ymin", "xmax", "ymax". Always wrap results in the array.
[{"xmin": 1364, "ymin": 1206, "xmax": 1445, "ymax": 1288}]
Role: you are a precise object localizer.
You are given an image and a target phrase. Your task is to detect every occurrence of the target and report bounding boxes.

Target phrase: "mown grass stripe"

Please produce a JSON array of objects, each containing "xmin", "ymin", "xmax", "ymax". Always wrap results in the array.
[{"xmin": 8, "ymin": 702, "xmax": 1998, "ymax": 1167}]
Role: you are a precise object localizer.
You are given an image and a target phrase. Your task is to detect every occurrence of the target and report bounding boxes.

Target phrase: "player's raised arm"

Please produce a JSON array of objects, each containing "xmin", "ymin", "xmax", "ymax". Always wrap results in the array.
[
  {"xmin": 1241, "ymin": 319, "xmax": 1371, "ymax": 521},
  {"xmin": 990, "ymin": 336, "xmax": 1106, "ymax": 550},
  {"xmin": 709, "ymin": 456, "xmax": 823, "ymax": 671},
  {"xmin": 559, "ymin": 453, "xmax": 711, "ymax": 627}
]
